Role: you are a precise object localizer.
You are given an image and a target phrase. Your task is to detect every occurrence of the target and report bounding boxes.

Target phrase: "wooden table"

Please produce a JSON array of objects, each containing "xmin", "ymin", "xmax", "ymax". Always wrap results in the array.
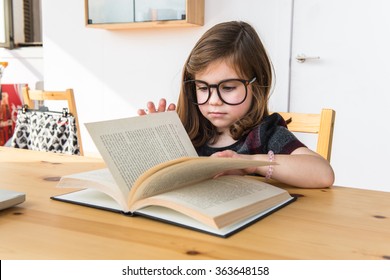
[{"xmin": 1, "ymin": 147, "xmax": 389, "ymax": 260}]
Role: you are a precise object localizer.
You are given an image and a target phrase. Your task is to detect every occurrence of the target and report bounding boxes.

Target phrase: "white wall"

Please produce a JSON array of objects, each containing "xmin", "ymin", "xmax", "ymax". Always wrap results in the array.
[
  {"xmin": 41, "ymin": 0, "xmax": 293, "ymax": 156},
  {"xmin": 0, "ymin": 47, "xmax": 43, "ymax": 88}
]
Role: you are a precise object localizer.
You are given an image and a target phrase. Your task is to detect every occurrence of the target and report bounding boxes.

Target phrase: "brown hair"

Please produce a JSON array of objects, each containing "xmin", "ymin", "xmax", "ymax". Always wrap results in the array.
[{"xmin": 176, "ymin": 21, "xmax": 273, "ymax": 147}]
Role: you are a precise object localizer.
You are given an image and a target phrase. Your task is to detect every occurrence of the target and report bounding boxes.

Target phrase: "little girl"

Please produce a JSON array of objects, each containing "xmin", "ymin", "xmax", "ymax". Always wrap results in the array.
[{"xmin": 138, "ymin": 21, "xmax": 334, "ymax": 188}]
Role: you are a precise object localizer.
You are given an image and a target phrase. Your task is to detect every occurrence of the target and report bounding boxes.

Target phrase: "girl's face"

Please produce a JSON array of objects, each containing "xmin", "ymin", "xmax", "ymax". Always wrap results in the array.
[{"xmin": 195, "ymin": 59, "xmax": 253, "ymax": 135}]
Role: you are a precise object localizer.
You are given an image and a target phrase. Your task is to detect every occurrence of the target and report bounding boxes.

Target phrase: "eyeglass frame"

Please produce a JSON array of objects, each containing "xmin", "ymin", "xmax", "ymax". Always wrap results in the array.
[{"xmin": 184, "ymin": 77, "xmax": 257, "ymax": 106}]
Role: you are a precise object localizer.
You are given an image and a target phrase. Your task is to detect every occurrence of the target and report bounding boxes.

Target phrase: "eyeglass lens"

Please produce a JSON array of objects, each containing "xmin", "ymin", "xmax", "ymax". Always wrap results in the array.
[{"xmin": 188, "ymin": 79, "xmax": 248, "ymax": 105}]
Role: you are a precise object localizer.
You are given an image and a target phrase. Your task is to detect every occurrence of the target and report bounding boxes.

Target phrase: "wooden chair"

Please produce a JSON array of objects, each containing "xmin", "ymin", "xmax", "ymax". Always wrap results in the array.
[
  {"xmin": 277, "ymin": 109, "xmax": 335, "ymax": 161},
  {"xmin": 22, "ymin": 87, "xmax": 83, "ymax": 155}
]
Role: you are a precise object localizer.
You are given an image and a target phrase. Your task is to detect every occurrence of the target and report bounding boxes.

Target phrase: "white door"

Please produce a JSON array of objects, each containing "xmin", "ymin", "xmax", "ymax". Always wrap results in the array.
[{"xmin": 289, "ymin": 0, "xmax": 390, "ymax": 191}]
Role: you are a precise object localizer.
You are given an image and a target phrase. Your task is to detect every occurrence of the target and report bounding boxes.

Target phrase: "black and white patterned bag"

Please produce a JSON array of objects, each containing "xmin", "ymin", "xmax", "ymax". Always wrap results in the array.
[{"xmin": 11, "ymin": 105, "xmax": 80, "ymax": 155}]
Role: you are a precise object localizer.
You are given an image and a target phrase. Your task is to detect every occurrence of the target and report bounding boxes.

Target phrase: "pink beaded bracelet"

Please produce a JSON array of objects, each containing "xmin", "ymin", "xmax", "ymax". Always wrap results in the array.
[{"xmin": 265, "ymin": 150, "xmax": 274, "ymax": 180}]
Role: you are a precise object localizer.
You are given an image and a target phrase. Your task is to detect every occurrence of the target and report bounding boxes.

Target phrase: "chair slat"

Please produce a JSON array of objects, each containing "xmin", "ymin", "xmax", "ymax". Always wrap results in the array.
[
  {"xmin": 22, "ymin": 87, "xmax": 83, "ymax": 155},
  {"xmin": 277, "ymin": 109, "xmax": 335, "ymax": 161}
]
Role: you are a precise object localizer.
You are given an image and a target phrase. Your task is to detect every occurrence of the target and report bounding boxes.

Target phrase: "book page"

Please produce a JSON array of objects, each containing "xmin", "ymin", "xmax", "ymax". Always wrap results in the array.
[
  {"xmin": 85, "ymin": 112, "xmax": 198, "ymax": 199},
  {"xmin": 57, "ymin": 168, "xmax": 129, "ymax": 211},
  {"xmin": 136, "ymin": 203, "xmax": 289, "ymax": 237},
  {"xmin": 131, "ymin": 176, "xmax": 291, "ymax": 229},
  {"xmin": 128, "ymin": 157, "xmax": 274, "ymax": 205}
]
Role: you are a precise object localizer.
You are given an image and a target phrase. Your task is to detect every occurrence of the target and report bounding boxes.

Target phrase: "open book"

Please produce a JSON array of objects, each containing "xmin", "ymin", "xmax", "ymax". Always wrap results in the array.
[{"xmin": 52, "ymin": 112, "xmax": 296, "ymax": 237}]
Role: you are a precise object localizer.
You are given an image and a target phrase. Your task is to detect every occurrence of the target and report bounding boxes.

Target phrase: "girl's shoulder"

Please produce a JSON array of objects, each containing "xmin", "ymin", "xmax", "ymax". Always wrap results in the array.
[
  {"xmin": 248, "ymin": 112, "xmax": 288, "ymax": 138},
  {"xmin": 261, "ymin": 112, "xmax": 288, "ymax": 128},
  {"xmin": 245, "ymin": 112, "xmax": 305, "ymax": 154}
]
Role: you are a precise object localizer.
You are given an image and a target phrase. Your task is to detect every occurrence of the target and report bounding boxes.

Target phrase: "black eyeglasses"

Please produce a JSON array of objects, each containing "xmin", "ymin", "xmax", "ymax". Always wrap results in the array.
[{"xmin": 184, "ymin": 77, "xmax": 257, "ymax": 105}]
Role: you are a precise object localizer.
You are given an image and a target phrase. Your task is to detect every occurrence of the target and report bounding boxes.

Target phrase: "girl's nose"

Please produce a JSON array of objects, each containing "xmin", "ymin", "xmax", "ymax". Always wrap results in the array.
[{"xmin": 208, "ymin": 87, "xmax": 223, "ymax": 105}]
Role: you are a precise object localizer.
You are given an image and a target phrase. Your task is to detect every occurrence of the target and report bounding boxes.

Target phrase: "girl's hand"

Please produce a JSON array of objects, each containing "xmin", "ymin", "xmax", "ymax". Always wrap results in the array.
[
  {"xmin": 213, "ymin": 148, "xmax": 335, "ymax": 188},
  {"xmin": 210, "ymin": 150, "xmax": 258, "ymax": 176},
  {"xmin": 137, "ymin": 98, "xmax": 176, "ymax": 116}
]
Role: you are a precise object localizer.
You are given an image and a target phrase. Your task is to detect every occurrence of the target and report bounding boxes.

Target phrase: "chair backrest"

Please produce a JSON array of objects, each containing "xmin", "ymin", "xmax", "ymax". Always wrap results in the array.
[
  {"xmin": 22, "ymin": 87, "xmax": 83, "ymax": 155},
  {"xmin": 277, "ymin": 109, "xmax": 335, "ymax": 161}
]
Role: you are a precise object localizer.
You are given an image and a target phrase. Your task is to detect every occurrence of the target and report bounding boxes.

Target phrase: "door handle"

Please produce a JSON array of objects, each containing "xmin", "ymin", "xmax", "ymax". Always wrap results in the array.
[{"xmin": 296, "ymin": 54, "xmax": 320, "ymax": 63}]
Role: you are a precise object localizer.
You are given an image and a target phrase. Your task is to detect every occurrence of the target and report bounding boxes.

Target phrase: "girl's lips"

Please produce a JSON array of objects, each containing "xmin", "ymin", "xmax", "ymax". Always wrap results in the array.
[{"xmin": 208, "ymin": 112, "xmax": 226, "ymax": 117}]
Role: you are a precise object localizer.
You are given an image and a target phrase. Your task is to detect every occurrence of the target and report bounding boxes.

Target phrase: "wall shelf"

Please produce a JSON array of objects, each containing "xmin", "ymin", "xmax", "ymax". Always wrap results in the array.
[{"xmin": 85, "ymin": 0, "xmax": 204, "ymax": 30}]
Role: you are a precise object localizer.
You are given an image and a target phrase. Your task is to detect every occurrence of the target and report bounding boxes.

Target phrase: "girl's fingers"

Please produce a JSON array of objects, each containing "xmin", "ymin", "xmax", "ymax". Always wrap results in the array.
[
  {"xmin": 138, "ymin": 99, "xmax": 176, "ymax": 115},
  {"xmin": 157, "ymin": 99, "xmax": 167, "ymax": 112},
  {"xmin": 167, "ymin": 103, "xmax": 176, "ymax": 111}
]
